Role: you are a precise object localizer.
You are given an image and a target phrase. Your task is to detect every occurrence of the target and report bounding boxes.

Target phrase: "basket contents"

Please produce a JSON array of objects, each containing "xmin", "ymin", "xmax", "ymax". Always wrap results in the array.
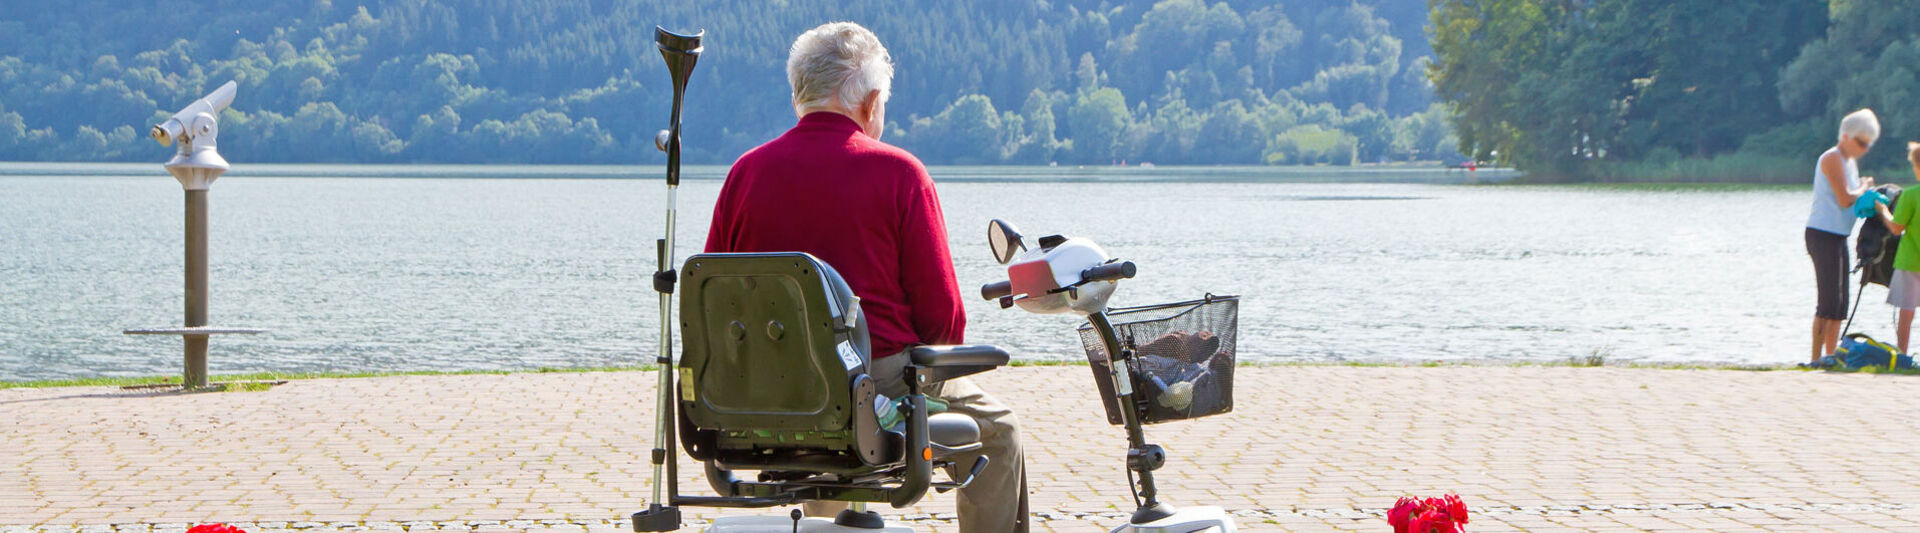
[
  {"xmin": 1136, "ymin": 330, "xmax": 1228, "ymax": 415},
  {"xmin": 1078, "ymin": 295, "xmax": 1239, "ymax": 425}
]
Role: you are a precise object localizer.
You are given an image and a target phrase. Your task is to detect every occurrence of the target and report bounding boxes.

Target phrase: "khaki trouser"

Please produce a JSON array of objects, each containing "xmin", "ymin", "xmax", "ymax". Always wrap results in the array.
[{"xmin": 803, "ymin": 349, "xmax": 1028, "ymax": 533}]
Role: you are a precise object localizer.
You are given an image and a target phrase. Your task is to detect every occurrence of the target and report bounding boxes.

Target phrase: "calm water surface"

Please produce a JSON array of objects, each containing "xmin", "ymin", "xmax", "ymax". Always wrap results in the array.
[{"xmin": 0, "ymin": 163, "xmax": 1816, "ymax": 381}]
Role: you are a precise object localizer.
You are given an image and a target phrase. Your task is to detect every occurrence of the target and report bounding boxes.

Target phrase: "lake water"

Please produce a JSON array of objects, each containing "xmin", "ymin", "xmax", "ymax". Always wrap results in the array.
[{"xmin": 0, "ymin": 163, "xmax": 1826, "ymax": 381}]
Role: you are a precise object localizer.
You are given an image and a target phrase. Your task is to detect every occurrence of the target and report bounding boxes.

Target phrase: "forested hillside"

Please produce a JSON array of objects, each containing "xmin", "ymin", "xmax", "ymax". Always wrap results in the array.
[
  {"xmin": 1430, "ymin": 0, "xmax": 1920, "ymax": 181},
  {"xmin": 0, "ymin": 0, "xmax": 1457, "ymax": 165}
]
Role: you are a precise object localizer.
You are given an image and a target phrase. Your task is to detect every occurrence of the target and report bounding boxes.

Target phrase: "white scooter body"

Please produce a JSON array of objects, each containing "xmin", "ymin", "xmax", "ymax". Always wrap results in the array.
[
  {"xmin": 1004, "ymin": 236, "xmax": 1118, "ymax": 315},
  {"xmin": 987, "ymin": 222, "xmax": 1238, "ymax": 533},
  {"xmin": 704, "ymin": 516, "xmax": 914, "ymax": 532},
  {"xmin": 1109, "ymin": 505, "xmax": 1239, "ymax": 533}
]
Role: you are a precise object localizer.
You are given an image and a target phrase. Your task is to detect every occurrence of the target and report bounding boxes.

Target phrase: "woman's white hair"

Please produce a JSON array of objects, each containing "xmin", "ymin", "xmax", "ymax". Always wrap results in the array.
[
  {"xmin": 1840, "ymin": 108, "xmax": 1881, "ymax": 144},
  {"xmin": 787, "ymin": 22, "xmax": 893, "ymax": 113}
]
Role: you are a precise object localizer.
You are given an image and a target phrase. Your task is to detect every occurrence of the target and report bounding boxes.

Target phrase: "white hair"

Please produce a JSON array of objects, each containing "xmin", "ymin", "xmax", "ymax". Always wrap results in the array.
[
  {"xmin": 787, "ymin": 22, "xmax": 893, "ymax": 113},
  {"xmin": 1840, "ymin": 108, "xmax": 1881, "ymax": 144}
]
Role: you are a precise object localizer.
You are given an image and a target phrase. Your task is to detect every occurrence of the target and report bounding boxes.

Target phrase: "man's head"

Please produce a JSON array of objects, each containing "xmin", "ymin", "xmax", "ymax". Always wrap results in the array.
[{"xmin": 788, "ymin": 22, "xmax": 893, "ymax": 139}]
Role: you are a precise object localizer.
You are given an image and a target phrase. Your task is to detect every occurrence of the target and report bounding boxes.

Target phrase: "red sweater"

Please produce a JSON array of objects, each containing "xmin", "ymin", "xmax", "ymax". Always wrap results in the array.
[{"xmin": 704, "ymin": 112, "xmax": 966, "ymax": 358}]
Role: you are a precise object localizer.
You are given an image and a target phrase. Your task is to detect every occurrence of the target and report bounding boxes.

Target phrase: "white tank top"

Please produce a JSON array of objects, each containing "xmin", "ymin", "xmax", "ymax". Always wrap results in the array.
[{"xmin": 1808, "ymin": 147, "xmax": 1858, "ymax": 235}]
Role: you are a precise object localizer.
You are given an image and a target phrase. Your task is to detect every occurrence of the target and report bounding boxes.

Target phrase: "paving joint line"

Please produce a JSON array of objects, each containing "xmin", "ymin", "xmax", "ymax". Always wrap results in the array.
[{"xmin": 7, "ymin": 502, "xmax": 1915, "ymax": 531}]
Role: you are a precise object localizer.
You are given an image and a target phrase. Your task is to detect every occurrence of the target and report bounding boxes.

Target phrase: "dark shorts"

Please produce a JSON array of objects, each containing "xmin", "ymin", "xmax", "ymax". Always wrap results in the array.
[{"xmin": 1807, "ymin": 227, "xmax": 1850, "ymax": 320}]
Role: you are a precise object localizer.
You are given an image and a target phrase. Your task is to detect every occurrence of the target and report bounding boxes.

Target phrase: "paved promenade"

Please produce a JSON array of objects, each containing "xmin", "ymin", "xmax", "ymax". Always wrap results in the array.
[{"xmin": 5, "ymin": 366, "xmax": 1920, "ymax": 532}]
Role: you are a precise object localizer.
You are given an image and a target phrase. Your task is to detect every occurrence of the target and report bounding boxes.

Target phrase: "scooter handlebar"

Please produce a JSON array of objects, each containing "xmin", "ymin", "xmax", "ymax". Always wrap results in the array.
[
  {"xmin": 1081, "ymin": 261, "xmax": 1137, "ymax": 283},
  {"xmin": 980, "ymin": 280, "xmax": 1013, "ymax": 301}
]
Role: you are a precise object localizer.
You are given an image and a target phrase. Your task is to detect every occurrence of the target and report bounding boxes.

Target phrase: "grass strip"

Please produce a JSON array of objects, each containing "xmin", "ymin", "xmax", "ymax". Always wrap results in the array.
[
  {"xmin": 10, "ymin": 358, "xmax": 1882, "ymax": 390},
  {"xmin": 0, "ymin": 365, "xmax": 653, "ymax": 389}
]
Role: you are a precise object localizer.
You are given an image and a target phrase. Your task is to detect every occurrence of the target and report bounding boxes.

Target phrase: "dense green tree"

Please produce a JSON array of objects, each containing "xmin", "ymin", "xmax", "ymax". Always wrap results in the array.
[
  {"xmin": 1428, "ymin": 0, "xmax": 1572, "ymax": 171},
  {"xmin": 1429, "ymin": 0, "xmax": 1826, "ymax": 178},
  {"xmin": 1267, "ymin": 125, "xmax": 1356, "ymax": 165},
  {"xmin": 1068, "ymin": 88, "xmax": 1133, "ymax": 163},
  {"xmin": 1104, "ymin": 0, "xmax": 1246, "ymax": 108},
  {"xmin": 0, "ymin": 0, "xmax": 1453, "ymax": 165},
  {"xmin": 908, "ymin": 95, "xmax": 1009, "ymax": 165},
  {"xmin": 1196, "ymin": 100, "xmax": 1265, "ymax": 163},
  {"xmin": 0, "ymin": 105, "xmax": 28, "ymax": 155},
  {"xmin": 1599, "ymin": 1, "xmax": 1825, "ymax": 159},
  {"xmin": 995, "ymin": 90, "xmax": 1065, "ymax": 164},
  {"xmin": 1392, "ymin": 103, "xmax": 1457, "ymax": 163},
  {"xmin": 1779, "ymin": 0, "xmax": 1920, "ymax": 171},
  {"xmin": 1129, "ymin": 98, "xmax": 1202, "ymax": 163}
]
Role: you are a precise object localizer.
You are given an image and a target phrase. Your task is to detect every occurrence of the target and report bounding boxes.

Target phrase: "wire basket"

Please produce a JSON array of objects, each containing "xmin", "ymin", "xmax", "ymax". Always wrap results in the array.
[{"xmin": 1077, "ymin": 294, "xmax": 1238, "ymax": 425}]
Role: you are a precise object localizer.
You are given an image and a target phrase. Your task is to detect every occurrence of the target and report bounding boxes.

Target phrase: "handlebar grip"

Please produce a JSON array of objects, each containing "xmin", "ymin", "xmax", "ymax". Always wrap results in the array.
[
  {"xmin": 980, "ymin": 280, "xmax": 1013, "ymax": 301},
  {"xmin": 1081, "ymin": 261, "xmax": 1137, "ymax": 282}
]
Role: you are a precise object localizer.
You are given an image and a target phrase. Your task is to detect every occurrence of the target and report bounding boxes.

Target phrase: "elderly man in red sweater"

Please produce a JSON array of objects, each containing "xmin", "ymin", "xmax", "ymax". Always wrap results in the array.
[{"xmin": 702, "ymin": 22, "xmax": 1027, "ymax": 533}]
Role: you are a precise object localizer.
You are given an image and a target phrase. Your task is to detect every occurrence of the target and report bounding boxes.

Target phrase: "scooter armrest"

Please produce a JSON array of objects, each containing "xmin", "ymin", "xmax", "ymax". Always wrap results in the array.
[{"xmin": 908, "ymin": 345, "xmax": 1010, "ymax": 367}]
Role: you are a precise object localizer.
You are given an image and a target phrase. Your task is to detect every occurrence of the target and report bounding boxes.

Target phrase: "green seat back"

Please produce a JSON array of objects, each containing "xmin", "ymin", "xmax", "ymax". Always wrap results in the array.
[{"xmin": 678, "ymin": 252, "xmax": 871, "ymax": 450}]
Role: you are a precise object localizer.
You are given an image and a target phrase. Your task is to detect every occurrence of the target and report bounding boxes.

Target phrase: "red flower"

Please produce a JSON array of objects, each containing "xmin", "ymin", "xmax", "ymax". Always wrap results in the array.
[
  {"xmin": 1444, "ymin": 493, "xmax": 1469, "ymax": 525},
  {"xmin": 1388, "ymin": 497, "xmax": 1419, "ymax": 533},
  {"xmin": 188, "ymin": 524, "xmax": 246, "ymax": 533},
  {"xmin": 1387, "ymin": 494, "xmax": 1468, "ymax": 532},
  {"xmin": 1413, "ymin": 508, "xmax": 1459, "ymax": 533}
]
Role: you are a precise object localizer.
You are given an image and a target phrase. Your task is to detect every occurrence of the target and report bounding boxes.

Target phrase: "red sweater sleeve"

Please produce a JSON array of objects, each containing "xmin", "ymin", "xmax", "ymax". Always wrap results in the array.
[
  {"xmin": 703, "ymin": 165, "xmax": 741, "ymax": 254},
  {"xmin": 896, "ymin": 168, "xmax": 967, "ymax": 346}
]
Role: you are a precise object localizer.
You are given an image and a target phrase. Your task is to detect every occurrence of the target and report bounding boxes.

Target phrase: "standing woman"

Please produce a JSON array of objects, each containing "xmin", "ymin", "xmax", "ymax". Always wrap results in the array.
[{"xmin": 1807, "ymin": 109, "xmax": 1881, "ymax": 364}]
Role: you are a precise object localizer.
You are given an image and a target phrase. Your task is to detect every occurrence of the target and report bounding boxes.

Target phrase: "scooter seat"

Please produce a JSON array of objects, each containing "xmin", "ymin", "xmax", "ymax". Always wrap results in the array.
[{"xmin": 928, "ymin": 413, "xmax": 981, "ymax": 449}]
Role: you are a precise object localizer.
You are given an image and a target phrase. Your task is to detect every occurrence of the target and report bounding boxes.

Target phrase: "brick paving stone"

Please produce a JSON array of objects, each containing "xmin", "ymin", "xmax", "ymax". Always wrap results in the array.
[{"xmin": 5, "ymin": 367, "xmax": 1920, "ymax": 531}]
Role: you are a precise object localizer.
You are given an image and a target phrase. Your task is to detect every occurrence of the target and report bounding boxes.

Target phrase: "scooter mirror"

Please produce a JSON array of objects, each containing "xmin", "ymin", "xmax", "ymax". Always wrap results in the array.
[{"xmin": 988, "ymin": 219, "xmax": 1025, "ymax": 265}]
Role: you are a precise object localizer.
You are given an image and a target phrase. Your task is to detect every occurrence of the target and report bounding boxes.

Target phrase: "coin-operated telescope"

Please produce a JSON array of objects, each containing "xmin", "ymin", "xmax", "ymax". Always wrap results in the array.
[
  {"xmin": 125, "ymin": 81, "xmax": 264, "ymax": 389},
  {"xmin": 151, "ymin": 80, "xmax": 236, "ymax": 189}
]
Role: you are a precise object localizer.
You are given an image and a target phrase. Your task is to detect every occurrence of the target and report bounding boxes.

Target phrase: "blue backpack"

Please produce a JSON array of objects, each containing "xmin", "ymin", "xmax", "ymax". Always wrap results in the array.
[{"xmin": 1828, "ymin": 333, "xmax": 1916, "ymax": 370}]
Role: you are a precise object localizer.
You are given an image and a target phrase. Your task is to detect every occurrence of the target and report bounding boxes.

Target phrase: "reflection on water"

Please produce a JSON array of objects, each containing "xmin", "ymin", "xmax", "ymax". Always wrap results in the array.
[{"xmin": 0, "ymin": 164, "xmax": 1810, "ymax": 381}]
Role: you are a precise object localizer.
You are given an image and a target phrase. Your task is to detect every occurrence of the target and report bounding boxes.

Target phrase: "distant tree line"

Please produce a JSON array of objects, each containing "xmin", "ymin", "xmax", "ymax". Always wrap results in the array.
[
  {"xmin": 0, "ymin": 0, "xmax": 1460, "ymax": 166},
  {"xmin": 1429, "ymin": 0, "xmax": 1920, "ymax": 181}
]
